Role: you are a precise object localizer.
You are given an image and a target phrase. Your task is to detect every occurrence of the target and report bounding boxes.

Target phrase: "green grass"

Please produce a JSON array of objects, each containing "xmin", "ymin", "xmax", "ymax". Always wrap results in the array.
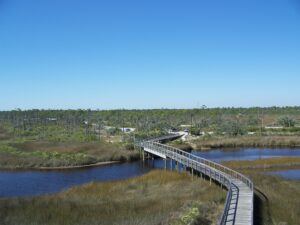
[{"xmin": 0, "ymin": 170, "xmax": 226, "ymax": 225}]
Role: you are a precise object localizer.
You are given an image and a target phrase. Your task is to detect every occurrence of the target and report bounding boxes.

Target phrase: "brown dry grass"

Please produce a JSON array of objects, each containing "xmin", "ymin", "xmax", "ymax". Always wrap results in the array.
[
  {"xmin": 193, "ymin": 136, "xmax": 300, "ymax": 150},
  {"xmin": 246, "ymin": 172, "xmax": 300, "ymax": 225},
  {"xmin": 0, "ymin": 170, "xmax": 226, "ymax": 225},
  {"xmin": 0, "ymin": 127, "xmax": 12, "ymax": 141},
  {"xmin": 223, "ymin": 157, "xmax": 300, "ymax": 170}
]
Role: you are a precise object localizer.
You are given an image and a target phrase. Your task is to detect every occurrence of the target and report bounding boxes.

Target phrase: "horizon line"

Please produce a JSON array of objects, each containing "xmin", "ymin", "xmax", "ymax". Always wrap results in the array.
[{"xmin": 1, "ymin": 105, "xmax": 300, "ymax": 112}]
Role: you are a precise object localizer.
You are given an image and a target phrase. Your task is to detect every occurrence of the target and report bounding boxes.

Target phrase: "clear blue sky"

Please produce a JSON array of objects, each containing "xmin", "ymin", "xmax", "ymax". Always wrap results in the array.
[{"xmin": 1, "ymin": 0, "xmax": 300, "ymax": 110}]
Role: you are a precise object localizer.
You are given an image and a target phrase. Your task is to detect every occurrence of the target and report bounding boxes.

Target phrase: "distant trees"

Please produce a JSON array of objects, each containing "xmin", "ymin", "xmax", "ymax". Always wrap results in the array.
[
  {"xmin": 221, "ymin": 121, "xmax": 246, "ymax": 136},
  {"xmin": 278, "ymin": 116, "xmax": 296, "ymax": 127},
  {"xmin": 1, "ymin": 107, "xmax": 300, "ymax": 141}
]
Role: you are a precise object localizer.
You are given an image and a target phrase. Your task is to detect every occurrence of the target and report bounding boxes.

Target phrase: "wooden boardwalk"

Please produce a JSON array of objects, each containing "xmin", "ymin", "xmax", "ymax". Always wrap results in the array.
[{"xmin": 136, "ymin": 139, "xmax": 253, "ymax": 225}]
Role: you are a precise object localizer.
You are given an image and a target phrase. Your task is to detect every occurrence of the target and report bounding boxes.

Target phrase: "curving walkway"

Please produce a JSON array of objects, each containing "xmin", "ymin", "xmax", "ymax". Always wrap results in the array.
[{"xmin": 135, "ymin": 138, "xmax": 253, "ymax": 225}]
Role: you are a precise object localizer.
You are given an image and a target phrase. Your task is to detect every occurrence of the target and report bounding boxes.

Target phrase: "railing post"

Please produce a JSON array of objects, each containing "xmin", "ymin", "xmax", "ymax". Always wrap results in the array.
[
  {"xmin": 142, "ymin": 150, "xmax": 145, "ymax": 161},
  {"xmin": 135, "ymin": 138, "xmax": 253, "ymax": 225}
]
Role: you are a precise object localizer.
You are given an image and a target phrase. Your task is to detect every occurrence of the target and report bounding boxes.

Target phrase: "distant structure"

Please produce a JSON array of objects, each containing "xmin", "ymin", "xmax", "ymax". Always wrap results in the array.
[{"xmin": 120, "ymin": 127, "xmax": 136, "ymax": 133}]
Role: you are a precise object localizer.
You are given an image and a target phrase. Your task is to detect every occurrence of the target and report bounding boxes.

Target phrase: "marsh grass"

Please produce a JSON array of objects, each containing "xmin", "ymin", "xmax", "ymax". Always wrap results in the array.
[
  {"xmin": 0, "ymin": 141, "xmax": 139, "ymax": 169},
  {"xmin": 223, "ymin": 157, "xmax": 300, "ymax": 170},
  {"xmin": 0, "ymin": 170, "xmax": 225, "ymax": 225},
  {"xmin": 193, "ymin": 135, "xmax": 300, "ymax": 149},
  {"xmin": 249, "ymin": 172, "xmax": 300, "ymax": 225}
]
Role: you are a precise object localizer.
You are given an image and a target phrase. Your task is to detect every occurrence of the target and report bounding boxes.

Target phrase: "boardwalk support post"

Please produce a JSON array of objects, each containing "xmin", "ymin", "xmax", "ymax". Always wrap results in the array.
[{"xmin": 135, "ymin": 136, "xmax": 254, "ymax": 225}]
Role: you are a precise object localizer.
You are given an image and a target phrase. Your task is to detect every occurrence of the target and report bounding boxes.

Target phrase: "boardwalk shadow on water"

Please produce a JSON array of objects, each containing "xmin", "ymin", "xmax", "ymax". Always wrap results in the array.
[{"xmin": 254, "ymin": 189, "xmax": 273, "ymax": 225}]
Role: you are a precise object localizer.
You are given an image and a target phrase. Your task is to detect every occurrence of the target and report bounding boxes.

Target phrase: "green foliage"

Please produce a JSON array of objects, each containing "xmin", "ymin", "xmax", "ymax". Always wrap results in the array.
[
  {"xmin": 278, "ymin": 116, "xmax": 296, "ymax": 127},
  {"xmin": 1, "ymin": 107, "xmax": 300, "ymax": 141},
  {"xmin": 247, "ymin": 115, "xmax": 259, "ymax": 126},
  {"xmin": 221, "ymin": 121, "xmax": 246, "ymax": 136},
  {"xmin": 190, "ymin": 127, "xmax": 202, "ymax": 136}
]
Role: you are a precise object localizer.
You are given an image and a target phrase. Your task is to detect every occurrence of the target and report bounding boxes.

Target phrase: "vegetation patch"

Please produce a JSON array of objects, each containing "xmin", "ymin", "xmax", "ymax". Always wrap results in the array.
[
  {"xmin": 193, "ymin": 135, "xmax": 300, "ymax": 150},
  {"xmin": 223, "ymin": 157, "xmax": 300, "ymax": 170},
  {"xmin": 0, "ymin": 141, "xmax": 139, "ymax": 169},
  {"xmin": 0, "ymin": 170, "xmax": 225, "ymax": 225}
]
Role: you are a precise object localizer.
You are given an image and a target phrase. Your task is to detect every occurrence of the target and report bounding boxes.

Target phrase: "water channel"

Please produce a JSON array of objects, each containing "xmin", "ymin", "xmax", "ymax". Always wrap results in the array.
[{"xmin": 1, "ymin": 148, "xmax": 300, "ymax": 197}]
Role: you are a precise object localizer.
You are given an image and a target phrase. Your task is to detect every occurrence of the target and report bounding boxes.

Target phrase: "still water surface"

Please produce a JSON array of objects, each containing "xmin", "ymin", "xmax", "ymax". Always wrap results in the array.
[
  {"xmin": 267, "ymin": 169, "xmax": 300, "ymax": 181},
  {"xmin": 0, "ymin": 160, "xmax": 166, "ymax": 198}
]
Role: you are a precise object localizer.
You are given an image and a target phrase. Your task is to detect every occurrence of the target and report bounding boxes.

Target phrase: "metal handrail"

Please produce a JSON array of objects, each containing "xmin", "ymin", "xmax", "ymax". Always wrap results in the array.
[
  {"xmin": 136, "ymin": 140, "xmax": 253, "ymax": 225},
  {"xmin": 141, "ymin": 141, "xmax": 253, "ymax": 191}
]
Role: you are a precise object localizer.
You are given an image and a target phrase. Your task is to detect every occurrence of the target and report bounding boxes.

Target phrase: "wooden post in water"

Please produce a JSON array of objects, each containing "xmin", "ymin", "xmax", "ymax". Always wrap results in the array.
[
  {"xmin": 164, "ymin": 159, "xmax": 166, "ymax": 170},
  {"xmin": 170, "ymin": 159, "xmax": 172, "ymax": 170}
]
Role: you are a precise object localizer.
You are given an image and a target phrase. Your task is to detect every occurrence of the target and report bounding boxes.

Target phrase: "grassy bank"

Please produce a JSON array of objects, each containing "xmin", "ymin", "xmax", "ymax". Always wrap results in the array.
[
  {"xmin": 0, "ymin": 123, "xmax": 139, "ymax": 169},
  {"xmin": 0, "ymin": 141, "xmax": 139, "ymax": 169},
  {"xmin": 0, "ymin": 170, "xmax": 226, "ymax": 225},
  {"xmin": 223, "ymin": 157, "xmax": 300, "ymax": 170},
  {"xmin": 192, "ymin": 135, "xmax": 300, "ymax": 150}
]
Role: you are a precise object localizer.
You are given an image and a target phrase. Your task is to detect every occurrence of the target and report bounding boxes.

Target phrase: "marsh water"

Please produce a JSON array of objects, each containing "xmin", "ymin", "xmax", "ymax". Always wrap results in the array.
[
  {"xmin": 1, "ymin": 148, "xmax": 300, "ymax": 197},
  {"xmin": 267, "ymin": 169, "xmax": 300, "ymax": 180}
]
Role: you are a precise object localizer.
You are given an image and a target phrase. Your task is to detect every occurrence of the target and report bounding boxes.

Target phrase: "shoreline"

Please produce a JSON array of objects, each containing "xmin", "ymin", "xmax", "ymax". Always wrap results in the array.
[
  {"xmin": 190, "ymin": 135, "xmax": 300, "ymax": 151},
  {"xmin": 193, "ymin": 144, "xmax": 300, "ymax": 151},
  {"xmin": 222, "ymin": 157, "xmax": 300, "ymax": 170},
  {"xmin": 0, "ymin": 160, "xmax": 120, "ymax": 171}
]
